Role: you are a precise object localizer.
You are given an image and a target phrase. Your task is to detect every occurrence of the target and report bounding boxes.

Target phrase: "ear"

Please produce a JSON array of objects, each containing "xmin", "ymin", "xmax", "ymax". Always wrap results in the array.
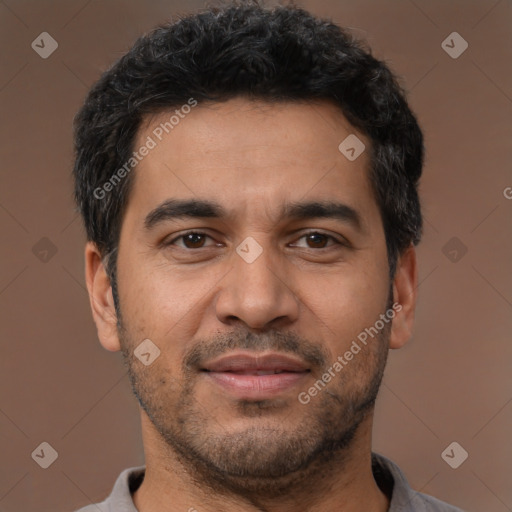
[
  {"xmin": 84, "ymin": 242, "xmax": 121, "ymax": 352},
  {"xmin": 389, "ymin": 244, "xmax": 418, "ymax": 350}
]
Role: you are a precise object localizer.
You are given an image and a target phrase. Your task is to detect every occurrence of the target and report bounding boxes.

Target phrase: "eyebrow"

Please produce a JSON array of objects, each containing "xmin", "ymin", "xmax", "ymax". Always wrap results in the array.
[{"xmin": 144, "ymin": 198, "xmax": 363, "ymax": 232}]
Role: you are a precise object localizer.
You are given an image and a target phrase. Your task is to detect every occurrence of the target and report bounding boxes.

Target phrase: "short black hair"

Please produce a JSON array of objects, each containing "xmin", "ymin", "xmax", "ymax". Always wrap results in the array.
[{"xmin": 73, "ymin": 0, "xmax": 423, "ymax": 298}]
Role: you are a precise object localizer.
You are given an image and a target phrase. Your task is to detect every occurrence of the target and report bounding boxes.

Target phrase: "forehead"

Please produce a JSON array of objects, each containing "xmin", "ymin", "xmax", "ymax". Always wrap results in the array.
[{"xmin": 125, "ymin": 98, "xmax": 378, "ymax": 230}]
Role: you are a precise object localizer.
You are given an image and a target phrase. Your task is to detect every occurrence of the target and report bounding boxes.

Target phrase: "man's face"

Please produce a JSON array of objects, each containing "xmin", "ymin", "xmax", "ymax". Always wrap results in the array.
[{"xmin": 109, "ymin": 98, "xmax": 395, "ymax": 492}]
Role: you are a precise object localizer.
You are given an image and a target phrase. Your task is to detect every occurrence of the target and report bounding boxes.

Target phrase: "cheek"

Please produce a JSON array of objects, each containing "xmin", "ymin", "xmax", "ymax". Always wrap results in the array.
[
  {"xmin": 301, "ymin": 260, "xmax": 389, "ymax": 355},
  {"xmin": 117, "ymin": 262, "xmax": 214, "ymax": 361}
]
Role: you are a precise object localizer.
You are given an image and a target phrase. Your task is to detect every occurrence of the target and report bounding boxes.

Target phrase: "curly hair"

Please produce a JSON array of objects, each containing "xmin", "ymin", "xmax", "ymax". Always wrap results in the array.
[{"xmin": 73, "ymin": 0, "xmax": 423, "ymax": 290}]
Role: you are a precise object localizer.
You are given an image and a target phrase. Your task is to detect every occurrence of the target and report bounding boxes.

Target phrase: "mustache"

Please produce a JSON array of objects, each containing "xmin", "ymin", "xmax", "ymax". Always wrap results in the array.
[{"xmin": 184, "ymin": 327, "xmax": 328, "ymax": 372}]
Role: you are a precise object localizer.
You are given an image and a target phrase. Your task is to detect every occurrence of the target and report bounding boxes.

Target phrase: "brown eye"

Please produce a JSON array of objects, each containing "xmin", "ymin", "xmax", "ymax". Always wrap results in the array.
[
  {"xmin": 291, "ymin": 231, "xmax": 342, "ymax": 250},
  {"xmin": 181, "ymin": 232, "xmax": 207, "ymax": 248},
  {"xmin": 166, "ymin": 231, "xmax": 215, "ymax": 249},
  {"xmin": 305, "ymin": 233, "xmax": 330, "ymax": 248}
]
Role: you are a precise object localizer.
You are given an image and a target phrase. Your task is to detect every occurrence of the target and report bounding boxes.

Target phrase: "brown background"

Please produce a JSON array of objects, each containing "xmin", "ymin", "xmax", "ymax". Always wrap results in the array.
[{"xmin": 1, "ymin": 1, "xmax": 511, "ymax": 511}]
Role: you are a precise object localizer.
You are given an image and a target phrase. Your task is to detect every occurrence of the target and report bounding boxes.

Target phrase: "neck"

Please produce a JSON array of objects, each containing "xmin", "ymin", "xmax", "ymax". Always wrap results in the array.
[{"xmin": 133, "ymin": 410, "xmax": 390, "ymax": 512}]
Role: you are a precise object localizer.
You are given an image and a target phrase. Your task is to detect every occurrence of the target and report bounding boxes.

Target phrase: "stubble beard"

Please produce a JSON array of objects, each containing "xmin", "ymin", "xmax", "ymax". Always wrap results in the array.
[{"xmin": 118, "ymin": 316, "xmax": 390, "ymax": 499}]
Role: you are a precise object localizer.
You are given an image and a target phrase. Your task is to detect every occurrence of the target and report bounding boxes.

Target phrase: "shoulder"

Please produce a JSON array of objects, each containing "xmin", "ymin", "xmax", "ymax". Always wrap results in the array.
[
  {"xmin": 73, "ymin": 505, "xmax": 108, "ymax": 512},
  {"xmin": 71, "ymin": 465, "xmax": 145, "ymax": 512},
  {"xmin": 371, "ymin": 452, "xmax": 467, "ymax": 512},
  {"xmin": 406, "ymin": 490, "xmax": 467, "ymax": 511}
]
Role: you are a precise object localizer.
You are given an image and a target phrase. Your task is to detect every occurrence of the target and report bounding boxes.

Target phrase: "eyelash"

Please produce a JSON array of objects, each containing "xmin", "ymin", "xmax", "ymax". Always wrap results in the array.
[{"xmin": 165, "ymin": 230, "xmax": 346, "ymax": 250}]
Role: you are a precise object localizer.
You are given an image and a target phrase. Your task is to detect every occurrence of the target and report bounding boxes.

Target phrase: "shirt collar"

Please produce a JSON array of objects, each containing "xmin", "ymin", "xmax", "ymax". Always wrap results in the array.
[{"xmin": 102, "ymin": 452, "xmax": 444, "ymax": 511}]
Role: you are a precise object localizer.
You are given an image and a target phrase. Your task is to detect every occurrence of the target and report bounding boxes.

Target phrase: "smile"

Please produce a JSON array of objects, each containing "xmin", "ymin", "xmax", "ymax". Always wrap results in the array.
[{"xmin": 201, "ymin": 351, "xmax": 311, "ymax": 399}]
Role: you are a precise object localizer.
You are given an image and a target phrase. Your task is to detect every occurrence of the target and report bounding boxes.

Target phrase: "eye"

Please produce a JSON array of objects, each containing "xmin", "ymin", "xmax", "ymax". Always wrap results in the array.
[
  {"xmin": 167, "ymin": 231, "xmax": 217, "ymax": 249},
  {"xmin": 291, "ymin": 231, "xmax": 344, "ymax": 249},
  {"xmin": 164, "ymin": 230, "xmax": 346, "ymax": 251}
]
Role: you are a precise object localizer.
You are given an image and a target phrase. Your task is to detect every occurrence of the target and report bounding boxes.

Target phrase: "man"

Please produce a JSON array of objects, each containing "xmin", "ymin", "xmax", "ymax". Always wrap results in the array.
[{"xmin": 72, "ymin": 2, "xmax": 465, "ymax": 511}]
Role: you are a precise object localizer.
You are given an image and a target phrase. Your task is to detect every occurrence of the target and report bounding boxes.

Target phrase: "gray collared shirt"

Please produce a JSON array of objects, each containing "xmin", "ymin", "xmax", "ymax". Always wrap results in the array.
[{"xmin": 73, "ymin": 452, "xmax": 466, "ymax": 511}]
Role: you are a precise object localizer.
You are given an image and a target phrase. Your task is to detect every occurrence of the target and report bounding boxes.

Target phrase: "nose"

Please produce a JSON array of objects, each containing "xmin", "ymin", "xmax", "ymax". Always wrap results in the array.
[{"xmin": 215, "ymin": 240, "xmax": 300, "ymax": 331}]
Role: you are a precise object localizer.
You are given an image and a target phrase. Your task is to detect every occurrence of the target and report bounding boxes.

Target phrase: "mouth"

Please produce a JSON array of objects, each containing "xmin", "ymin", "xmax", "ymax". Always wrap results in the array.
[{"xmin": 200, "ymin": 351, "xmax": 310, "ymax": 399}]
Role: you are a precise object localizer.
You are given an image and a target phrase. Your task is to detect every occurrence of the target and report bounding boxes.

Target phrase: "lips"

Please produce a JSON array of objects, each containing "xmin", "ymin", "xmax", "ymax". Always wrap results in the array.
[
  {"xmin": 201, "ymin": 351, "xmax": 310, "ymax": 399},
  {"xmin": 201, "ymin": 352, "xmax": 309, "ymax": 373}
]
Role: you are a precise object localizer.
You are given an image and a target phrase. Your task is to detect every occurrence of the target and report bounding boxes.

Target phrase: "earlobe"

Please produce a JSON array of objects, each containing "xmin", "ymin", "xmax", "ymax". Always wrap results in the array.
[
  {"xmin": 389, "ymin": 245, "xmax": 418, "ymax": 350},
  {"xmin": 84, "ymin": 242, "xmax": 121, "ymax": 352}
]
